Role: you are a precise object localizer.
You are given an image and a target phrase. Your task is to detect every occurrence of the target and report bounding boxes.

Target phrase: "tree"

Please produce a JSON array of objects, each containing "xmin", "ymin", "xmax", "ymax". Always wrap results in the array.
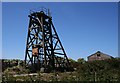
[
  {"xmin": 68, "ymin": 58, "xmax": 78, "ymax": 68},
  {"xmin": 77, "ymin": 58, "xmax": 86, "ymax": 64}
]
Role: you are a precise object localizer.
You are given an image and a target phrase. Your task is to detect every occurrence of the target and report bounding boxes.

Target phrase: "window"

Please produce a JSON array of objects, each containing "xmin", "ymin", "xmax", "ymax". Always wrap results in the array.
[{"xmin": 97, "ymin": 54, "xmax": 100, "ymax": 57}]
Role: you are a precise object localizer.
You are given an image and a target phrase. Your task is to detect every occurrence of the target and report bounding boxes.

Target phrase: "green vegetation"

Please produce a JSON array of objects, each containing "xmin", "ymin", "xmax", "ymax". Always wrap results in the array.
[
  {"xmin": 77, "ymin": 58, "xmax": 120, "ymax": 81},
  {"xmin": 1, "ymin": 58, "xmax": 120, "ymax": 82}
]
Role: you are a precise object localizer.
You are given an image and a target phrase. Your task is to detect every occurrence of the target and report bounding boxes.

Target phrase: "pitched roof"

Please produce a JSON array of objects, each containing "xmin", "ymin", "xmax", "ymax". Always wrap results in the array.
[{"xmin": 88, "ymin": 51, "xmax": 113, "ymax": 58}]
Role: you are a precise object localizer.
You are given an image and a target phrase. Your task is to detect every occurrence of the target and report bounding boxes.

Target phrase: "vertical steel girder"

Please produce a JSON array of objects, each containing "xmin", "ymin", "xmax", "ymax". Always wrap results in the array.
[{"xmin": 25, "ymin": 11, "xmax": 72, "ymax": 72}]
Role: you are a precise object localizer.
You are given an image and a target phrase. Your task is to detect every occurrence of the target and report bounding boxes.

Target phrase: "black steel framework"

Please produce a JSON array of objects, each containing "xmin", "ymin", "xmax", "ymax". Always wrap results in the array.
[{"xmin": 25, "ymin": 10, "xmax": 72, "ymax": 72}]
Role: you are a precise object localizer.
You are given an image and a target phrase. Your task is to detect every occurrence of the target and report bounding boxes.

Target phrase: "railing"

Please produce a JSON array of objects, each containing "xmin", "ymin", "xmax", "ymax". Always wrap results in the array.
[{"xmin": 29, "ymin": 7, "xmax": 51, "ymax": 17}]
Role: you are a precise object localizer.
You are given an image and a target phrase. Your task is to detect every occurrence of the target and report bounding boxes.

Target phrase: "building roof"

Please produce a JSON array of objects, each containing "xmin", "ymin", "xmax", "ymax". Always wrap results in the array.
[{"xmin": 88, "ymin": 51, "xmax": 113, "ymax": 58}]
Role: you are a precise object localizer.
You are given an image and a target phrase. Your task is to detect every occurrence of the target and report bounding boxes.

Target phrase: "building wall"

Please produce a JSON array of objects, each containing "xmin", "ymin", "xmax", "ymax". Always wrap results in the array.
[{"xmin": 88, "ymin": 52, "xmax": 113, "ymax": 61}]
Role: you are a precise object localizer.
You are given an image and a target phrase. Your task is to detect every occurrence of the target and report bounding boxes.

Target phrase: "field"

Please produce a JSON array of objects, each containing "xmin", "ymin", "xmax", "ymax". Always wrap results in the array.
[{"xmin": 1, "ymin": 58, "xmax": 120, "ymax": 82}]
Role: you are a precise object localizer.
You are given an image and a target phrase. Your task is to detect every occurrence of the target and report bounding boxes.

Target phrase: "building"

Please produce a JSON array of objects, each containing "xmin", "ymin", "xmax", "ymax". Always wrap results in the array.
[{"xmin": 87, "ymin": 51, "xmax": 114, "ymax": 61}]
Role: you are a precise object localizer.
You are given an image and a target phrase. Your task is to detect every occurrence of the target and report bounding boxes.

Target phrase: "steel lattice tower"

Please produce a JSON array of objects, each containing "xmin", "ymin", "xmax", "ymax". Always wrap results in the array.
[{"xmin": 25, "ymin": 10, "xmax": 72, "ymax": 72}]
